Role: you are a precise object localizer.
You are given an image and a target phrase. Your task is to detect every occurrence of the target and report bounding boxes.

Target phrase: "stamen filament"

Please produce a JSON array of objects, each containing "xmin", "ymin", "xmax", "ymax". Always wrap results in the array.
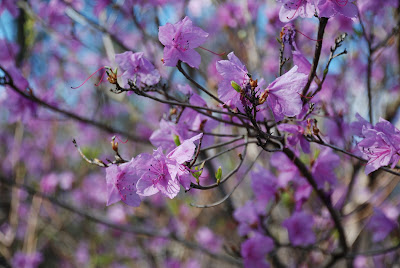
[
  {"xmin": 199, "ymin": 46, "xmax": 225, "ymax": 56},
  {"xmin": 71, "ymin": 66, "xmax": 108, "ymax": 89}
]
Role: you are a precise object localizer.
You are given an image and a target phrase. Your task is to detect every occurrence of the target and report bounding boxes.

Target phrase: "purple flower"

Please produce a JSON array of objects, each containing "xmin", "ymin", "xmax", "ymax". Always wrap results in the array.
[
  {"xmin": 115, "ymin": 51, "xmax": 160, "ymax": 88},
  {"xmin": 282, "ymin": 211, "xmax": 316, "ymax": 246},
  {"xmin": 216, "ymin": 3, "xmax": 246, "ymax": 28},
  {"xmin": 195, "ymin": 227, "xmax": 222, "ymax": 253},
  {"xmin": 105, "ymin": 158, "xmax": 142, "ymax": 207},
  {"xmin": 318, "ymin": 0, "xmax": 358, "ymax": 19},
  {"xmin": 159, "ymin": 16, "xmax": 208, "ymax": 68},
  {"xmin": 150, "ymin": 85, "xmax": 217, "ymax": 152},
  {"xmin": 311, "ymin": 148, "xmax": 340, "ymax": 189},
  {"xmin": 350, "ymin": 113, "xmax": 372, "ymax": 137},
  {"xmin": 241, "ymin": 232, "xmax": 274, "ymax": 268},
  {"xmin": 366, "ymin": 208, "xmax": 398, "ymax": 242},
  {"xmin": 216, "ymin": 52, "xmax": 249, "ymax": 108},
  {"xmin": 262, "ymin": 66, "xmax": 307, "ymax": 122},
  {"xmin": 0, "ymin": 0, "xmax": 19, "ymax": 17},
  {"xmin": 277, "ymin": 0, "xmax": 317, "ymax": 22},
  {"xmin": 233, "ymin": 201, "xmax": 261, "ymax": 236},
  {"xmin": 357, "ymin": 118, "xmax": 400, "ymax": 174},
  {"xmin": 270, "ymin": 152, "xmax": 300, "ymax": 187},
  {"xmin": 278, "ymin": 123, "xmax": 310, "ymax": 153},
  {"xmin": 136, "ymin": 134, "xmax": 202, "ymax": 199},
  {"xmin": 251, "ymin": 166, "xmax": 278, "ymax": 206},
  {"xmin": 11, "ymin": 251, "xmax": 43, "ymax": 268}
]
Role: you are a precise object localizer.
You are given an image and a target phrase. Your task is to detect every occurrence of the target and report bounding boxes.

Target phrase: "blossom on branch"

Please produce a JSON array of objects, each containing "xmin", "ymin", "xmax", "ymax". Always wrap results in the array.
[
  {"xmin": 136, "ymin": 134, "xmax": 203, "ymax": 198},
  {"xmin": 353, "ymin": 116, "xmax": 400, "ymax": 174},
  {"xmin": 282, "ymin": 211, "xmax": 316, "ymax": 246},
  {"xmin": 317, "ymin": 0, "xmax": 358, "ymax": 19},
  {"xmin": 277, "ymin": 0, "xmax": 317, "ymax": 22},
  {"xmin": 115, "ymin": 51, "xmax": 160, "ymax": 88},
  {"xmin": 260, "ymin": 66, "xmax": 307, "ymax": 122},
  {"xmin": 216, "ymin": 52, "xmax": 250, "ymax": 108},
  {"xmin": 105, "ymin": 159, "xmax": 142, "ymax": 207},
  {"xmin": 159, "ymin": 16, "xmax": 208, "ymax": 68}
]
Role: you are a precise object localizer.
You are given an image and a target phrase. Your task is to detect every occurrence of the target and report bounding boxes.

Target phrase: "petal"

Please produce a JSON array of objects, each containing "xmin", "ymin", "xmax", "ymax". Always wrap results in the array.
[
  {"xmin": 136, "ymin": 175, "xmax": 159, "ymax": 196},
  {"xmin": 179, "ymin": 49, "xmax": 201, "ymax": 68}
]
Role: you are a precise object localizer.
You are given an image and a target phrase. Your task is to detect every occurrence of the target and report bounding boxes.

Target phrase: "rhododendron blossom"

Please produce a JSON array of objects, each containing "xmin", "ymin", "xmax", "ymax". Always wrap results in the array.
[
  {"xmin": 136, "ymin": 134, "xmax": 202, "ymax": 198},
  {"xmin": 216, "ymin": 52, "xmax": 250, "ymax": 108},
  {"xmin": 115, "ymin": 51, "xmax": 160, "ymax": 88},
  {"xmin": 159, "ymin": 16, "xmax": 208, "ymax": 68},
  {"xmin": 277, "ymin": 0, "xmax": 317, "ymax": 22},
  {"xmin": 105, "ymin": 158, "xmax": 142, "ymax": 207},
  {"xmin": 262, "ymin": 65, "xmax": 307, "ymax": 122}
]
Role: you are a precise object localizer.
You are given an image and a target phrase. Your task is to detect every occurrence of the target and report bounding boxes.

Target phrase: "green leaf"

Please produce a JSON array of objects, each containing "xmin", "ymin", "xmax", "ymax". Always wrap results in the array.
[
  {"xmin": 231, "ymin": 81, "xmax": 241, "ymax": 92},
  {"xmin": 192, "ymin": 161, "xmax": 205, "ymax": 185},
  {"xmin": 215, "ymin": 166, "xmax": 222, "ymax": 184},
  {"xmin": 173, "ymin": 135, "xmax": 181, "ymax": 146}
]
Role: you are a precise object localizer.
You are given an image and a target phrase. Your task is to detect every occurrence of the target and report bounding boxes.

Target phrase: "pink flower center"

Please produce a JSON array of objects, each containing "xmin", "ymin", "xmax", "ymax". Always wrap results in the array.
[
  {"xmin": 172, "ymin": 33, "xmax": 189, "ymax": 52},
  {"xmin": 149, "ymin": 161, "xmax": 165, "ymax": 186}
]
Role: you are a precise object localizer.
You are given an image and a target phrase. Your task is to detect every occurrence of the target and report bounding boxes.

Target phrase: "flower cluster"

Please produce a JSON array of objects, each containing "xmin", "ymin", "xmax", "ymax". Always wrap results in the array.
[
  {"xmin": 277, "ymin": 0, "xmax": 358, "ymax": 22},
  {"xmin": 352, "ymin": 114, "xmax": 400, "ymax": 174},
  {"xmin": 106, "ymin": 134, "xmax": 202, "ymax": 206}
]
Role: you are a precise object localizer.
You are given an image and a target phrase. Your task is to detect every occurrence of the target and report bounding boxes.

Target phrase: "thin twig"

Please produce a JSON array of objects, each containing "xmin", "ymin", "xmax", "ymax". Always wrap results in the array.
[
  {"xmin": 191, "ymin": 150, "xmax": 262, "ymax": 208},
  {"xmin": 301, "ymin": 17, "xmax": 329, "ymax": 98},
  {"xmin": 0, "ymin": 66, "xmax": 148, "ymax": 143},
  {"xmin": 190, "ymin": 136, "xmax": 250, "ymax": 190}
]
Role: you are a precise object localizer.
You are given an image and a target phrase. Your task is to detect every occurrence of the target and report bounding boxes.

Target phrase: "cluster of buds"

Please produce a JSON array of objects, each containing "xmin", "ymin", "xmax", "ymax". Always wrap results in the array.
[{"xmin": 106, "ymin": 68, "xmax": 118, "ymax": 84}]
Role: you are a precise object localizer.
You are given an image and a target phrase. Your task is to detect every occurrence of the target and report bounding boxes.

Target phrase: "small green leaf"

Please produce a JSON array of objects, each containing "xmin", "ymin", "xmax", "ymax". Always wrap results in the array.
[
  {"xmin": 192, "ymin": 161, "xmax": 205, "ymax": 185},
  {"xmin": 173, "ymin": 135, "xmax": 181, "ymax": 146},
  {"xmin": 231, "ymin": 81, "xmax": 241, "ymax": 92},
  {"xmin": 215, "ymin": 166, "xmax": 222, "ymax": 184}
]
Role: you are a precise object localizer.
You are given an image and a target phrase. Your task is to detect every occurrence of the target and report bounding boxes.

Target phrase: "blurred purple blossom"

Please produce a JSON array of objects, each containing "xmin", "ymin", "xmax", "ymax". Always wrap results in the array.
[{"xmin": 159, "ymin": 16, "xmax": 208, "ymax": 68}]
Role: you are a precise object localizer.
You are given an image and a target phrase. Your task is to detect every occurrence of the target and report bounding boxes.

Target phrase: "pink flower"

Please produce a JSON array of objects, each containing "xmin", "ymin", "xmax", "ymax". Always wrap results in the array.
[
  {"xmin": 115, "ymin": 51, "xmax": 160, "ymax": 88},
  {"xmin": 356, "ymin": 118, "xmax": 400, "ymax": 174},
  {"xmin": 318, "ymin": 0, "xmax": 358, "ymax": 19},
  {"xmin": 216, "ymin": 52, "xmax": 249, "ymax": 108},
  {"xmin": 136, "ymin": 134, "xmax": 203, "ymax": 198},
  {"xmin": 241, "ymin": 233, "xmax": 274, "ymax": 268},
  {"xmin": 264, "ymin": 66, "xmax": 307, "ymax": 122},
  {"xmin": 311, "ymin": 148, "xmax": 340, "ymax": 189},
  {"xmin": 159, "ymin": 16, "xmax": 208, "ymax": 68},
  {"xmin": 277, "ymin": 0, "xmax": 317, "ymax": 22},
  {"xmin": 282, "ymin": 211, "xmax": 316, "ymax": 246},
  {"xmin": 367, "ymin": 208, "xmax": 398, "ymax": 242},
  {"xmin": 105, "ymin": 158, "xmax": 142, "ymax": 207}
]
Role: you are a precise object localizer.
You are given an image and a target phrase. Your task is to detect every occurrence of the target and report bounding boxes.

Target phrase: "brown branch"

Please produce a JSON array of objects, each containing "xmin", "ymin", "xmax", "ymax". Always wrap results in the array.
[
  {"xmin": 0, "ymin": 66, "xmax": 148, "ymax": 143},
  {"xmin": 282, "ymin": 148, "xmax": 348, "ymax": 262},
  {"xmin": 301, "ymin": 17, "xmax": 329, "ymax": 98}
]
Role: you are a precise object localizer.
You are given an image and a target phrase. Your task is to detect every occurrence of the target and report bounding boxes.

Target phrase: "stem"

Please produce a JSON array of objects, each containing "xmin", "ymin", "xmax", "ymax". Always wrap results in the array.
[
  {"xmin": 301, "ymin": 17, "xmax": 329, "ymax": 98},
  {"xmin": 0, "ymin": 66, "xmax": 148, "ymax": 143},
  {"xmin": 282, "ymin": 148, "xmax": 348, "ymax": 259}
]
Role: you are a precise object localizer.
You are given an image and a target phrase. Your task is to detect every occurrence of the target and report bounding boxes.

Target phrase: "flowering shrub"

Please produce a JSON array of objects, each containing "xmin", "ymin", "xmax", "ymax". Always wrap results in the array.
[{"xmin": 0, "ymin": 0, "xmax": 400, "ymax": 267}]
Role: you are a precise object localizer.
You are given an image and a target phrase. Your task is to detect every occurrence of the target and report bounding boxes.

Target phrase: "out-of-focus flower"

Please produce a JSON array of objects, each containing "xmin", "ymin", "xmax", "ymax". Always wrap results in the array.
[
  {"xmin": 159, "ymin": 16, "xmax": 208, "ymax": 68},
  {"xmin": 282, "ymin": 211, "xmax": 316, "ymax": 246}
]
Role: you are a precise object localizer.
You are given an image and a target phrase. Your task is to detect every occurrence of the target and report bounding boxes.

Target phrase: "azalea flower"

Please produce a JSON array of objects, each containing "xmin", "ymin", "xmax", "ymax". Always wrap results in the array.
[
  {"xmin": 115, "ymin": 51, "xmax": 160, "ymax": 88},
  {"xmin": 159, "ymin": 16, "xmax": 208, "ymax": 68},
  {"xmin": 216, "ymin": 52, "xmax": 251, "ymax": 108},
  {"xmin": 354, "ymin": 117, "xmax": 400, "ymax": 174},
  {"xmin": 261, "ymin": 66, "xmax": 307, "ymax": 122},
  {"xmin": 318, "ymin": 0, "xmax": 358, "ymax": 19},
  {"xmin": 136, "ymin": 134, "xmax": 203, "ymax": 198},
  {"xmin": 241, "ymin": 232, "xmax": 274, "ymax": 268},
  {"xmin": 277, "ymin": 0, "xmax": 317, "ymax": 22},
  {"xmin": 282, "ymin": 212, "xmax": 316, "ymax": 246},
  {"xmin": 105, "ymin": 158, "xmax": 142, "ymax": 207}
]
